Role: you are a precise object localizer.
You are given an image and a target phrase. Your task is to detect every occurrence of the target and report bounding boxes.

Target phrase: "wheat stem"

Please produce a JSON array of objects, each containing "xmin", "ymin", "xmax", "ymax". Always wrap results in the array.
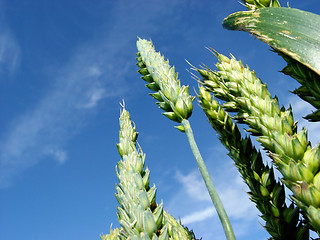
[{"xmin": 182, "ymin": 119, "xmax": 236, "ymax": 240}]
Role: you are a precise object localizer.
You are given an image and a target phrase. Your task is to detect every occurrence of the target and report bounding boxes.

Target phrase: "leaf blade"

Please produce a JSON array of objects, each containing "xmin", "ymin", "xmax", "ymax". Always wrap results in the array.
[{"xmin": 223, "ymin": 7, "xmax": 320, "ymax": 76}]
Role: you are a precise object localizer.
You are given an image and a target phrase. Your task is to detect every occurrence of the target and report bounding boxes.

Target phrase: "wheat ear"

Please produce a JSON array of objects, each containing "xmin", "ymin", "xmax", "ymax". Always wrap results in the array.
[
  {"xmin": 101, "ymin": 106, "xmax": 196, "ymax": 240},
  {"xmin": 197, "ymin": 51, "xmax": 320, "ymax": 234},
  {"xmin": 198, "ymin": 85, "xmax": 310, "ymax": 239}
]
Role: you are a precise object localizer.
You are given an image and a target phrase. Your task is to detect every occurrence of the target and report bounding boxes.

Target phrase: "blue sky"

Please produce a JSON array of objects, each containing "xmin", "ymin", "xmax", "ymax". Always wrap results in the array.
[{"xmin": 1, "ymin": 1, "xmax": 320, "ymax": 240}]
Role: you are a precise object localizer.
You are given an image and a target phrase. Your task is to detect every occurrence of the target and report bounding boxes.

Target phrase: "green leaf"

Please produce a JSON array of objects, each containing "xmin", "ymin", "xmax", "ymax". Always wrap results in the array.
[
  {"xmin": 223, "ymin": 7, "xmax": 320, "ymax": 121},
  {"xmin": 223, "ymin": 7, "xmax": 320, "ymax": 76}
]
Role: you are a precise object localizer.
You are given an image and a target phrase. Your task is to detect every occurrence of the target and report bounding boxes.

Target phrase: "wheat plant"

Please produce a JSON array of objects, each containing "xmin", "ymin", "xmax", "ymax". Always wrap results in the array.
[
  {"xmin": 198, "ymin": 85, "xmax": 309, "ymax": 239},
  {"xmin": 136, "ymin": 38, "xmax": 235, "ymax": 240},
  {"xmin": 196, "ymin": 51, "xmax": 320, "ymax": 234},
  {"xmin": 101, "ymin": 105, "xmax": 196, "ymax": 240},
  {"xmin": 103, "ymin": 1, "xmax": 320, "ymax": 239}
]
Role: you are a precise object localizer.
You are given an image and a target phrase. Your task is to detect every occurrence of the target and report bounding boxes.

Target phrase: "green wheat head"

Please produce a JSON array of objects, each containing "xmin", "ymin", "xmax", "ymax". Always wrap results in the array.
[
  {"xmin": 136, "ymin": 38, "xmax": 195, "ymax": 128},
  {"xmin": 104, "ymin": 2, "xmax": 320, "ymax": 239},
  {"xmin": 198, "ymin": 85, "xmax": 310, "ymax": 239},
  {"xmin": 196, "ymin": 51, "xmax": 320, "ymax": 234},
  {"xmin": 101, "ymin": 105, "xmax": 196, "ymax": 240}
]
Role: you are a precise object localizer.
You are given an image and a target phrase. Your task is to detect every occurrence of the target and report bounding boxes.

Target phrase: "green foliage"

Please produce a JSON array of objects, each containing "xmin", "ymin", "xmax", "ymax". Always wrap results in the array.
[
  {"xmin": 223, "ymin": 7, "xmax": 320, "ymax": 121},
  {"xmin": 279, "ymin": 52, "xmax": 320, "ymax": 122},
  {"xmin": 103, "ymin": 2, "xmax": 320, "ymax": 239}
]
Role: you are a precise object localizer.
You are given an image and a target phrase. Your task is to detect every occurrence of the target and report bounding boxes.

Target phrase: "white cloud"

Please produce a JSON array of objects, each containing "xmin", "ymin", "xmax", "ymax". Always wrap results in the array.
[
  {"xmin": 182, "ymin": 206, "xmax": 215, "ymax": 224},
  {"xmin": 45, "ymin": 147, "xmax": 67, "ymax": 164},
  {"xmin": 0, "ymin": 28, "xmax": 20, "ymax": 77},
  {"xmin": 79, "ymin": 87, "xmax": 106, "ymax": 109},
  {"xmin": 0, "ymin": 0, "xmax": 194, "ymax": 188},
  {"xmin": 176, "ymin": 168, "xmax": 258, "ymax": 225},
  {"xmin": 86, "ymin": 88, "xmax": 106, "ymax": 108},
  {"xmin": 88, "ymin": 65, "xmax": 102, "ymax": 77},
  {"xmin": 163, "ymin": 145, "xmax": 267, "ymax": 240},
  {"xmin": 0, "ymin": 34, "xmax": 129, "ymax": 188},
  {"xmin": 167, "ymin": 164, "xmax": 264, "ymax": 240},
  {"xmin": 175, "ymin": 170, "xmax": 211, "ymax": 202}
]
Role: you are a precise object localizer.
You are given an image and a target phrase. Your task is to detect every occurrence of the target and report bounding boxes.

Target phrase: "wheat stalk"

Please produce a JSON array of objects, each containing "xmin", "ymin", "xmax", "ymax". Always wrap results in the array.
[{"xmin": 136, "ymin": 38, "xmax": 235, "ymax": 240}]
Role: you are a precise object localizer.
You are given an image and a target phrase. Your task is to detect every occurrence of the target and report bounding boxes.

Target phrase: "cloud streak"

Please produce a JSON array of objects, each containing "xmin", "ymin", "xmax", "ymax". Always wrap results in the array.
[
  {"xmin": 0, "ymin": 47, "xmax": 127, "ymax": 187},
  {"xmin": 176, "ymin": 168, "xmax": 258, "ymax": 225},
  {"xmin": 0, "ymin": 26, "xmax": 20, "ymax": 77},
  {"xmin": 168, "ymin": 165, "xmax": 263, "ymax": 240},
  {"xmin": 0, "ymin": 28, "xmax": 131, "ymax": 188},
  {"xmin": 182, "ymin": 206, "xmax": 215, "ymax": 224},
  {"xmin": 0, "ymin": 0, "xmax": 195, "ymax": 188}
]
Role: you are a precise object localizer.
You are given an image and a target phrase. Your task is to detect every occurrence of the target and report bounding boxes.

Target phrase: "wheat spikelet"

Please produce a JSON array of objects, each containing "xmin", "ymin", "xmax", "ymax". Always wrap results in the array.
[{"xmin": 241, "ymin": 0, "xmax": 280, "ymax": 10}]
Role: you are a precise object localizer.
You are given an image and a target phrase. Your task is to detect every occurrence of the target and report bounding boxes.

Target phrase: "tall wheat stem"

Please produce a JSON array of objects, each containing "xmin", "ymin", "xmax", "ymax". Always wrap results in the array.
[{"xmin": 182, "ymin": 119, "xmax": 236, "ymax": 240}]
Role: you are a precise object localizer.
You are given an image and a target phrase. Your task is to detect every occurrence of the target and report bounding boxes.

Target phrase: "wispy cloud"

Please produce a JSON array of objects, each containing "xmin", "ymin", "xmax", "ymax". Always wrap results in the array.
[
  {"xmin": 44, "ymin": 147, "xmax": 67, "ymax": 164},
  {"xmin": 0, "ymin": 27, "xmax": 20, "ymax": 77},
  {"xmin": 0, "ymin": 48, "xmax": 128, "ymax": 187},
  {"xmin": 176, "ymin": 168, "xmax": 258, "ymax": 225},
  {"xmin": 80, "ymin": 87, "xmax": 106, "ymax": 109},
  {"xmin": 168, "ymin": 164, "xmax": 263, "ymax": 239},
  {"xmin": 164, "ymin": 144, "xmax": 266, "ymax": 240},
  {"xmin": 182, "ymin": 206, "xmax": 215, "ymax": 224},
  {"xmin": 0, "ymin": 0, "xmax": 196, "ymax": 188},
  {"xmin": 175, "ymin": 170, "xmax": 211, "ymax": 202},
  {"xmin": 0, "ymin": 31, "xmax": 131, "ymax": 189}
]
